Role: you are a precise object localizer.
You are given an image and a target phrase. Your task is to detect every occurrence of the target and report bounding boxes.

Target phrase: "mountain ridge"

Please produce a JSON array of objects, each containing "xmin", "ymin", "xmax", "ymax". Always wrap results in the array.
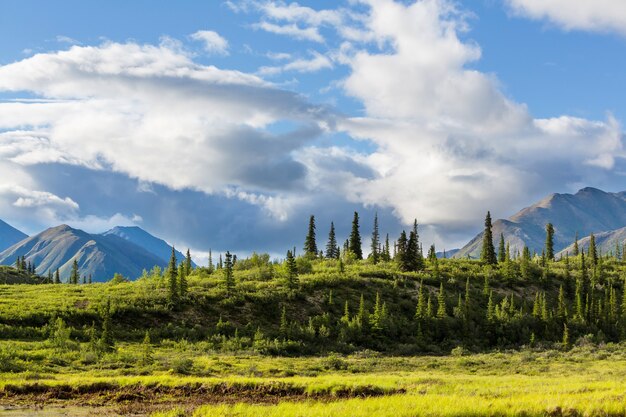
[{"xmin": 456, "ymin": 187, "xmax": 626, "ymax": 258}]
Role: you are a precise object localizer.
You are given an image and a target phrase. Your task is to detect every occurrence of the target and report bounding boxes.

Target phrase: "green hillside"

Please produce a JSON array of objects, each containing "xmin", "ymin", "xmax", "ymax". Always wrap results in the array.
[
  {"xmin": 1, "ymin": 254, "xmax": 625, "ymax": 354},
  {"xmin": 0, "ymin": 265, "xmax": 43, "ymax": 285}
]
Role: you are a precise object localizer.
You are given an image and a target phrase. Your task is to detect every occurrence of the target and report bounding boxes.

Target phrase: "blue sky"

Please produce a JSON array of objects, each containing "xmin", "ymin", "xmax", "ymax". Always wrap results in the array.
[{"xmin": 0, "ymin": 0, "xmax": 625, "ymax": 261}]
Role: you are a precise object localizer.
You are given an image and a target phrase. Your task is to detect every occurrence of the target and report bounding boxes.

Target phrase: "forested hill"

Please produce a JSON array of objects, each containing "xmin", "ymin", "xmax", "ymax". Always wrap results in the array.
[{"xmin": 456, "ymin": 187, "xmax": 626, "ymax": 259}]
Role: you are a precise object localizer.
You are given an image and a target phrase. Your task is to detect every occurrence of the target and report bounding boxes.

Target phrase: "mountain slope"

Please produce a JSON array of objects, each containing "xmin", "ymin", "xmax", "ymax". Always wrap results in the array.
[
  {"xmin": 0, "ymin": 225, "xmax": 167, "ymax": 282},
  {"xmin": 102, "ymin": 226, "xmax": 194, "ymax": 266},
  {"xmin": 0, "ymin": 219, "xmax": 28, "ymax": 252},
  {"xmin": 456, "ymin": 187, "xmax": 626, "ymax": 258},
  {"xmin": 557, "ymin": 226, "xmax": 626, "ymax": 258}
]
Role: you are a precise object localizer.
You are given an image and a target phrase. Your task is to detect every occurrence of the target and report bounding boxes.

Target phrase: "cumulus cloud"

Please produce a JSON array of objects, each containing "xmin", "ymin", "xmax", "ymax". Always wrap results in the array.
[
  {"xmin": 327, "ymin": 0, "xmax": 625, "ymax": 229},
  {"xmin": 506, "ymin": 0, "xmax": 626, "ymax": 36},
  {"xmin": 0, "ymin": 40, "xmax": 333, "ymax": 219},
  {"xmin": 190, "ymin": 30, "xmax": 229, "ymax": 54}
]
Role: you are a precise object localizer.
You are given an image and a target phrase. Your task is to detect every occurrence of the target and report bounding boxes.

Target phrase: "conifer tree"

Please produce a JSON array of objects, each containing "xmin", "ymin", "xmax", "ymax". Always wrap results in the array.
[
  {"xmin": 325, "ymin": 222, "xmax": 338, "ymax": 259},
  {"xmin": 545, "ymin": 223, "xmax": 555, "ymax": 260},
  {"xmin": 88, "ymin": 274, "xmax": 92, "ymax": 284},
  {"xmin": 589, "ymin": 233, "xmax": 598, "ymax": 266},
  {"xmin": 412, "ymin": 220, "xmax": 425, "ymax": 270},
  {"xmin": 480, "ymin": 211, "xmax": 497, "ymax": 265},
  {"xmin": 382, "ymin": 234, "xmax": 391, "ymax": 262},
  {"xmin": 348, "ymin": 212, "xmax": 363, "ymax": 259},
  {"xmin": 185, "ymin": 249, "xmax": 192, "ymax": 276},
  {"xmin": 415, "ymin": 279, "xmax": 427, "ymax": 320},
  {"xmin": 464, "ymin": 278, "xmax": 471, "ymax": 320},
  {"xmin": 357, "ymin": 294, "xmax": 368, "ymax": 330},
  {"xmin": 208, "ymin": 249, "xmax": 214, "ymax": 274},
  {"xmin": 47, "ymin": 270, "xmax": 53, "ymax": 284},
  {"xmin": 436, "ymin": 283, "xmax": 447, "ymax": 319},
  {"xmin": 167, "ymin": 246, "xmax": 179, "ymax": 304},
  {"xmin": 498, "ymin": 233, "xmax": 506, "ymax": 263},
  {"xmin": 520, "ymin": 246, "xmax": 531, "ymax": 280},
  {"xmin": 304, "ymin": 215, "xmax": 318, "ymax": 258},
  {"xmin": 370, "ymin": 213, "xmax": 380, "ymax": 264},
  {"xmin": 557, "ymin": 285, "xmax": 567, "ymax": 319},
  {"xmin": 396, "ymin": 230, "xmax": 408, "ymax": 271},
  {"xmin": 70, "ymin": 259, "xmax": 79, "ymax": 285},
  {"xmin": 562, "ymin": 323, "xmax": 569, "ymax": 349},
  {"xmin": 224, "ymin": 251, "xmax": 234, "ymax": 296},
  {"xmin": 573, "ymin": 232, "xmax": 579, "ymax": 256},
  {"xmin": 285, "ymin": 249, "xmax": 298, "ymax": 290},
  {"xmin": 54, "ymin": 269, "xmax": 60, "ymax": 284},
  {"xmin": 486, "ymin": 291, "xmax": 495, "ymax": 322}
]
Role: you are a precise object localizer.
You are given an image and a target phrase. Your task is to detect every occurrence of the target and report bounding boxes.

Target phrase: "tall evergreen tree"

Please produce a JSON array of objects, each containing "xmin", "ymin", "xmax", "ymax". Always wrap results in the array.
[
  {"xmin": 498, "ymin": 233, "xmax": 506, "ymax": 263},
  {"xmin": 304, "ymin": 215, "xmax": 318, "ymax": 258},
  {"xmin": 207, "ymin": 249, "xmax": 214, "ymax": 274},
  {"xmin": 325, "ymin": 222, "xmax": 338, "ymax": 259},
  {"xmin": 412, "ymin": 220, "xmax": 424, "ymax": 270},
  {"xmin": 396, "ymin": 230, "xmax": 409, "ymax": 271},
  {"xmin": 480, "ymin": 211, "xmax": 497, "ymax": 265},
  {"xmin": 382, "ymin": 234, "xmax": 391, "ymax": 262},
  {"xmin": 436, "ymin": 283, "xmax": 447, "ymax": 318},
  {"xmin": 349, "ymin": 211, "xmax": 363, "ymax": 259},
  {"xmin": 573, "ymin": 232, "xmax": 579, "ymax": 256},
  {"xmin": 70, "ymin": 259, "xmax": 79, "ymax": 285},
  {"xmin": 224, "ymin": 251, "xmax": 234, "ymax": 296},
  {"xmin": 285, "ymin": 249, "xmax": 298, "ymax": 290},
  {"xmin": 545, "ymin": 223, "xmax": 555, "ymax": 260},
  {"xmin": 370, "ymin": 213, "xmax": 380, "ymax": 264},
  {"xmin": 54, "ymin": 268, "xmax": 60, "ymax": 284},
  {"xmin": 185, "ymin": 249, "xmax": 192, "ymax": 277},
  {"xmin": 589, "ymin": 233, "xmax": 598, "ymax": 266},
  {"xmin": 167, "ymin": 246, "xmax": 179, "ymax": 304}
]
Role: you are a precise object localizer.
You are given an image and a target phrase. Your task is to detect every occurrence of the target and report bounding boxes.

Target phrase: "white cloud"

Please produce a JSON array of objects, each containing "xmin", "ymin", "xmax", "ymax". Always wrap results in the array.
[
  {"xmin": 506, "ymin": 0, "xmax": 626, "ymax": 35},
  {"xmin": 0, "ymin": 41, "xmax": 331, "ymax": 222},
  {"xmin": 327, "ymin": 0, "xmax": 625, "ymax": 228},
  {"xmin": 55, "ymin": 35, "xmax": 81, "ymax": 45},
  {"xmin": 259, "ymin": 50, "xmax": 332, "ymax": 75},
  {"xmin": 253, "ymin": 21, "xmax": 324, "ymax": 42},
  {"xmin": 190, "ymin": 30, "xmax": 229, "ymax": 55}
]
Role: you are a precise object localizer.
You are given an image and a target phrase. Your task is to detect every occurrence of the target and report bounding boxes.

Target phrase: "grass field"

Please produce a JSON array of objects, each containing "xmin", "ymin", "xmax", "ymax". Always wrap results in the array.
[{"xmin": 3, "ymin": 342, "xmax": 626, "ymax": 416}]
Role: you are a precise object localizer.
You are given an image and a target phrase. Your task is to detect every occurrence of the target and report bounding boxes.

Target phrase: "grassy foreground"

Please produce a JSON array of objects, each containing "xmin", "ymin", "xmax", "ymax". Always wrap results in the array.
[
  {"xmin": 151, "ymin": 347, "xmax": 626, "ymax": 417},
  {"xmin": 3, "ymin": 343, "xmax": 626, "ymax": 416}
]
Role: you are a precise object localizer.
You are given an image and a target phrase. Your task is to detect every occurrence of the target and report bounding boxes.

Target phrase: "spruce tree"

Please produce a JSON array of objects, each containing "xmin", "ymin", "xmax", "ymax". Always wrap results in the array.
[
  {"xmin": 224, "ymin": 251, "xmax": 234, "ymax": 296},
  {"xmin": 54, "ymin": 269, "xmax": 61, "ymax": 284},
  {"xmin": 141, "ymin": 330, "xmax": 153, "ymax": 365},
  {"xmin": 304, "ymin": 215, "xmax": 318, "ymax": 258},
  {"xmin": 285, "ymin": 249, "xmax": 298, "ymax": 290},
  {"xmin": 573, "ymin": 232, "xmax": 579, "ymax": 256},
  {"xmin": 167, "ymin": 246, "xmax": 179, "ymax": 304},
  {"xmin": 545, "ymin": 223, "xmax": 555, "ymax": 260},
  {"xmin": 396, "ymin": 231, "xmax": 408, "ymax": 271},
  {"xmin": 325, "ymin": 222, "xmax": 338, "ymax": 259},
  {"xmin": 382, "ymin": 233, "xmax": 391, "ymax": 262},
  {"xmin": 185, "ymin": 249, "xmax": 192, "ymax": 277},
  {"xmin": 412, "ymin": 220, "xmax": 425, "ymax": 270},
  {"xmin": 348, "ymin": 211, "xmax": 363, "ymax": 260},
  {"xmin": 70, "ymin": 259, "xmax": 79, "ymax": 285},
  {"xmin": 498, "ymin": 233, "xmax": 505, "ymax": 263},
  {"xmin": 436, "ymin": 283, "xmax": 447, "ymax": 318},
  {"xmin": 179, "ymin": 263, "xmax": 188, "ymax": 298},
  {"xmin": 208, "ymin": 249, "xmax": 214, "ymax": 274},
  {"xmin": 99, "ymin": 298, "xmax": 114, "ymax": 352},
  {"xmin": 589, "ymin": 233, "xmax": 598, "ymax": 266},
  {"xmin": 370, "ymin": 213, "xmax": 380, "ymax": 264},
  {"xmin": 480, "ymin": 211, "xmax": 497, "ymax": 265}
]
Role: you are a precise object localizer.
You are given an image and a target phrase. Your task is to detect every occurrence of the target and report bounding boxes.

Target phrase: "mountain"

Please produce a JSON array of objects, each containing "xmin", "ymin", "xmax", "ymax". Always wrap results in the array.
[
  {"xmin": 456, "ymin": 187, "xmax": 626, "ymax": 259},
  {"xmin": 557, "ymin": 226, "xmax": 626, "ymax": 258},
  {"xmin": 102, "ymin": 226, "xmax": 194, "ymax": 267},
  {"xmin": 0, "ymin": 225, "xmax": 167, "ymax": 282},
  {"xmin": 436, "ymin": 249, "xmax": 459, "ymax": 259},
  {"xmin": 0, "ymin": 219, "xmax": 27, "ymax": 252}
]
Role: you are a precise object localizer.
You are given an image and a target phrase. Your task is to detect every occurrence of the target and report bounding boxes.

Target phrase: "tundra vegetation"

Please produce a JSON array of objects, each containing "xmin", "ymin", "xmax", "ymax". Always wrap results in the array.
[{"xmin": 1, "ymin": 212, "xmax": 626, "ymax": 416}]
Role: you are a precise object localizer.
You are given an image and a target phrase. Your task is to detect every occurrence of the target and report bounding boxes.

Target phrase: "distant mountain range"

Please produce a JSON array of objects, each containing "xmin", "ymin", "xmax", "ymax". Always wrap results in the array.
[
  {"xmin": 0, "ymin": 219, "xmax": 28, "ymax": 252},
  {"xmin": 0, "ymin": 224, "xmax": 191, "ymax": 282},
  {"xmin": 558, "ymin": 226, "xmax": 626, "ymax": 258},
  {"xmin": 456, "ymin": 187, "xmax": 626, "ymax": 258}
]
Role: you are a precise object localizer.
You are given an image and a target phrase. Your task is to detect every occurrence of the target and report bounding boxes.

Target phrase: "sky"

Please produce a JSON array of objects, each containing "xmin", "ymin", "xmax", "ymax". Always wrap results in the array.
[{"xmin": 0, "ymin": 0, "xmax": 625, "ymax": 262}]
